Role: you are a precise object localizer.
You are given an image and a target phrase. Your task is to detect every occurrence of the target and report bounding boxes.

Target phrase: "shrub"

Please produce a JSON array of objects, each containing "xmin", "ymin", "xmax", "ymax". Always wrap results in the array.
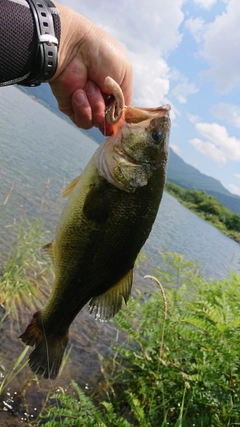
[
  {"xmin": 184, "ymin": 189, "xmax": 206, "ymax": 205},
  {"xmin": 225, "ymin": 214, "xmax": 240, "ymax": 232},
  {"xmin": 108, "ymin": 255, "xmax": 240, "ymax": 426}
]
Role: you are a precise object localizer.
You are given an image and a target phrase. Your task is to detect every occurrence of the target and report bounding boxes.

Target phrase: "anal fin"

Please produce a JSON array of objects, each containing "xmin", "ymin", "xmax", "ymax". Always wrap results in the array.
[{"xmin": 89, "ymin": 269, "xmax": 133, "ymax": 321}]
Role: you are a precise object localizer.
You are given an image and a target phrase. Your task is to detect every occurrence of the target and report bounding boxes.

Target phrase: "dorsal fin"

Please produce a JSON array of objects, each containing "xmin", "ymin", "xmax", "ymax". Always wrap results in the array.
[
  {"xmin": 41, "ymin": 241, "xmax": 56, "ymax": 266},
  {"xmin": 62, "ymin": 176, "xmax": 80, "ymax": 198},
  {"xmin": 89, "ymin": 269, "xmax": 133, "ymax": 321}
]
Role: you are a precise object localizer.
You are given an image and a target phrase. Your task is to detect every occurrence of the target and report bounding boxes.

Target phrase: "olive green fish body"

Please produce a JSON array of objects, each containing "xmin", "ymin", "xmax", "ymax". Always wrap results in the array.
[
  {"xmin": 43, "ymin": 163, "xmax": 165, "ymax": 332},
  {"xmin": 20, "ymin": 109, "xmax": 170, "ymax": 379}
]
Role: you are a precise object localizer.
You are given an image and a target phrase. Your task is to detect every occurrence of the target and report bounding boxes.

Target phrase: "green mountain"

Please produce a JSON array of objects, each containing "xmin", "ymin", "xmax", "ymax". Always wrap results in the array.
[
  {"xmin": 168, "ymin": 148, "xmax": 229, "ymax": 194},
  {"xmin": 18, "ymin": 85, "xmax": 240, "ymax": 214}
]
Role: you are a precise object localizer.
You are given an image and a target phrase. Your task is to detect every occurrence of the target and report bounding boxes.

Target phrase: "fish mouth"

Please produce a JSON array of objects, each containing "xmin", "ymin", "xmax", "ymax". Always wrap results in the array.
[{"xmin": 124, "ymin": 104, "xmax": 171, "ymax": 124}]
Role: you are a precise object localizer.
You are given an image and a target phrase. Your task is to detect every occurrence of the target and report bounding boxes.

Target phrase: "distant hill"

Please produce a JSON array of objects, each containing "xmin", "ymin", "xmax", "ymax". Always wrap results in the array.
[
  {"xmin": 18, "ymin": 85, "xmax": 240, "ymax": 214},
  {"xmin": 168, "ymin": 149, "xmax": 230, "ymax": 195},
  {"xmin": 167, "ymin": 149, "xmax": 240, "ymax": 214}
]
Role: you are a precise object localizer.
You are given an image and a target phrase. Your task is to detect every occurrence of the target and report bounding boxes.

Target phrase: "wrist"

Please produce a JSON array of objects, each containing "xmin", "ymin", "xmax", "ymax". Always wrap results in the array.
[
  {"xmin": 19, "ymin": 0, "xmax": 60, "ymax": 86},
  {"xmin": 50, "ymin": 3, "xmax": 94, "ymax": 82}
]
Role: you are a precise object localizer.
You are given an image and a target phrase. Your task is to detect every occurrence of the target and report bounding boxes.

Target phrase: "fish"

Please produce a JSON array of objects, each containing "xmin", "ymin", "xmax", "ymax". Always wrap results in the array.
[{"xmin": 19, "ymin": 79, "xmax": 171, "ymax": 380}]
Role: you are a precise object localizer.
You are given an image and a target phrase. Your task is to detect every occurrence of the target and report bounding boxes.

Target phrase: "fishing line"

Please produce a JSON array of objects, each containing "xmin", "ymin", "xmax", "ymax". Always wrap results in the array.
[
  {"xmin": 103, "ymin": 113, "xmax": 107, "ymax": 136},
  {"xmin": 41, "ymin": 317, "xmax": 64, "ymax": 427}
]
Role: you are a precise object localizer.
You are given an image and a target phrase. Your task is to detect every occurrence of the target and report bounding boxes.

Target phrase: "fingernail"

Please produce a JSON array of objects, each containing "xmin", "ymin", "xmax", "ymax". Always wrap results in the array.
[
  {"xmin": 84, "ymin": 81, "xmax": 97, "ymax": 95},
  {"xmin": 73, "ymin": 91, "xmax": 86, "ymax": 106}
]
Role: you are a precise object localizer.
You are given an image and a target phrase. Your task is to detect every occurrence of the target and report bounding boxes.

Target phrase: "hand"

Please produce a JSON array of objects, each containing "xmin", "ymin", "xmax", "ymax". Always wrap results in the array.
[{"xmin": 50, "ymin": 3, "xmax": 132, "ymax": 135}]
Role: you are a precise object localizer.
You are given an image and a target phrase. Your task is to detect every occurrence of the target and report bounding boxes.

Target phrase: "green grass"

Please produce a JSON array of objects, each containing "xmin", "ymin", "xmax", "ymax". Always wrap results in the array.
[
  {"xmin": 0, "ymin": 346, "xmax": 29, "ymax": 395},
  {"xmin": 0, "ymin": 219, "xmax": 54, "ymax": 325},
  {"xmin": 39, "ymin": 253, "xmax": 240, "ymax": 427}
]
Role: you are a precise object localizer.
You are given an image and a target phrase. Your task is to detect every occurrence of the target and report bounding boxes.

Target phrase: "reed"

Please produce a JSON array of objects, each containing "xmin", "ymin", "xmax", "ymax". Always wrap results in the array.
[
  {"xmin": 0, "ymin": 346, "xmax": 29, "ymax": 396},
  {"xmin": 0, "ymin": 219, "xmax": 54, "ymax": 326}
]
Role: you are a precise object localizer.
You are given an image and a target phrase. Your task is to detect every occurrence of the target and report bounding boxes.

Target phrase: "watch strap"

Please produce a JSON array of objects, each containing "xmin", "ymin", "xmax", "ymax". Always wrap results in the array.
[{"xmin": 20, "ymin": 0, "xmax": 59, "ymax": 86}]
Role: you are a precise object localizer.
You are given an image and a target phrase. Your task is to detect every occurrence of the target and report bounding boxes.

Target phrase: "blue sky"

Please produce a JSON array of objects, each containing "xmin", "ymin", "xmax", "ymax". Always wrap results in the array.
[{"xmin": 58, "ymin": 0, "xmax": 240, "ymax": 195}]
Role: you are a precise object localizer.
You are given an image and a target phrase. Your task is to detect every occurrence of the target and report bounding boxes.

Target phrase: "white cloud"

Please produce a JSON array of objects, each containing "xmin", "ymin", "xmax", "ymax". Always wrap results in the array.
[
  {"xmin": 228, "ymin": 183, "xmax": 240, "ymax": 196},
  {"xmin": 189, "ymin": 122, "xmax": 240, "ymax": 163},
  {"xmin": 188, "ymin": 114, "xmax": 200, "ymax": 124},
  {"xmin": 130, "ymin": 52, "xmax": 170, "ymax": 106},
  {"xmin": 58, "ymin": 0, "xmax": 184, "ymax": 56},
  {"xmin": 235, "ymin": 173, "xmax": 240, "ymax": 179},
  {"xmin": 189, "ymin": 137, "xmax": 227, "ymax": 163},
  {"xmin": 200, "ymin": 0, "xmax": 240, "ymax": 93},
  {"xmin": 185, "ymin": 0, "xmax": 240, "ymax": 93},
  {"xmin": 211, "ymin": 103, "xmax": 240, "ymax": 128},
  {"xmin": 56, "ymin": 0, "xmax": 184, "ymax": 107},
  {"xmin": 192, "ymin": 0, "xmax": 218, "ymax": 9},
  {"xmin": 172, "ymin": 77, "xmax": 198, "ymax": 103},
  {"xmin": 185, "ymin": 17, "xmax": 206, "ymax": 42},
  {"xmin": 170, "ymin": 144, "xmax": 181, "ymax": 155}
]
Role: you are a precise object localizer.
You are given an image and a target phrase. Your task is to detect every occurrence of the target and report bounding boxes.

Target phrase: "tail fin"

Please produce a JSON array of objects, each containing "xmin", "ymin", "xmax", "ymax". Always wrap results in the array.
[{"xmin": 19, "ymin": 311, "xmax": 69, "ymax": 380}]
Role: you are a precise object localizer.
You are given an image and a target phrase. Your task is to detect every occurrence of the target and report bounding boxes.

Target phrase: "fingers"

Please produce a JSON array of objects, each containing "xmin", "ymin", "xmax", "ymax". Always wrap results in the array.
[
  {"xmin": 72, "ymin": 81, "xmax": 113, "ymax": 135},
  {"xmin": 51, "ymin": 46, "xmax": 132, "ymax": 135},
  {"xmin": 50, "ymin": 57, "xmax": 88, "ymax": 119},
  {"xmin": 72, "ymin": 81, "xmax": 105, "ymax": 128},
  {"xmin": 71, "ymin": 89, "xmax": 91, "ymax": 128}
]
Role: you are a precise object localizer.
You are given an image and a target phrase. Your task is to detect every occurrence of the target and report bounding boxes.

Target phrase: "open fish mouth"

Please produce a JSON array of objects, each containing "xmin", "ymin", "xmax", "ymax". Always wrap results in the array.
[
  {"xmin": 124, "ymin": 104, "xmax": 171, "ymax": 124},
  {"xmin": 104, "ymin": 76, "xmax": 170, "ymax": 127}
]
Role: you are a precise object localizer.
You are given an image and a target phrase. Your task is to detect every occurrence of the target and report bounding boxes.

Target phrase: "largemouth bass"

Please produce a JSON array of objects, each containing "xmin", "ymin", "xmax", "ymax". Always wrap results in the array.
[{"xmin": 20, "ymin": 87, "xmax": 171, "ymax": 379}]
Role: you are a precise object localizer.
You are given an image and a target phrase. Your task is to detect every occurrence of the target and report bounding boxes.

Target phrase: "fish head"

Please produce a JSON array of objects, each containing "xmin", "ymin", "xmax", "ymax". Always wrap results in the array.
[
  {"xmin": 120, "ymin": 105, "xmax": 171, "ymax": 167},
  {"xmin": 95, "ymin": 104, "xmax": 171, "ymax": 192}
]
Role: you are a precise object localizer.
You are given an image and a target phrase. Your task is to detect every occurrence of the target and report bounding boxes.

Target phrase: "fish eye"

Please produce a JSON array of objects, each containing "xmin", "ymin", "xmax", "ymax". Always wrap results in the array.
[{"xmin": 151, "ymin": 130, "xmax": 164, "ymax": 144}]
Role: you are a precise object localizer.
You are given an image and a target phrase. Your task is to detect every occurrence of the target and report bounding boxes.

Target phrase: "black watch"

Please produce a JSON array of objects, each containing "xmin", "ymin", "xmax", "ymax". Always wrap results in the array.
[{"xmin": 20, "ymin": 0, "xmax": 60, "ymax": 86}]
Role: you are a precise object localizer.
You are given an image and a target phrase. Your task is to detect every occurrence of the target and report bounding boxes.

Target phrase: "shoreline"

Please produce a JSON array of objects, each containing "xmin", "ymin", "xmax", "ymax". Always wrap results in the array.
[{"xmin": 165, "ymin": 185, "xmax": 240, "ymax": 245}]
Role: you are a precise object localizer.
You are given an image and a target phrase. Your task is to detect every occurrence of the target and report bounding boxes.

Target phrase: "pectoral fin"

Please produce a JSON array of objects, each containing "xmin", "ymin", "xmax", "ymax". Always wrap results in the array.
[
  {"xmin": 83, "ymin": 179, "xmax": 109, "ymax": 223},
  {"xmin": 89, "ymin": 269, "xmax": 133, "ymax": 321},
  {"xmin": 62, "ymin": 176, "xmax": 81, "ymax": 198}
]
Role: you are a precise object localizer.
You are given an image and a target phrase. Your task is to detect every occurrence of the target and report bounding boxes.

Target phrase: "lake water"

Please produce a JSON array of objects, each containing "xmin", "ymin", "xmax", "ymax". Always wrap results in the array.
[
  {"xmin": 0, "ymin": 86, "xmax": 239, "ymax": 280},
  {"xmin": 0, "ymin": 86, "xmax": 240, "ymax": 424}
]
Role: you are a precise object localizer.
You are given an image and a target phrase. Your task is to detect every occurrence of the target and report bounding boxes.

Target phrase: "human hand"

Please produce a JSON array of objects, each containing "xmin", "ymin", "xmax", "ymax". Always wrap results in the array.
[{"xmin": 50, "ymin": 3, "xmax": 132, "ymax": 135}]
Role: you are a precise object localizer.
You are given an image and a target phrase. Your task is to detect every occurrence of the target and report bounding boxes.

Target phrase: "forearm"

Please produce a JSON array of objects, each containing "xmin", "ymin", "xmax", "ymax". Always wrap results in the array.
[
  {"xmin": 0, "ymin": 0, "xmax": 37, "ymax": 85},
  {"xmin": 0, "ymin": 0, "xmax": 60, "ymax": 86}
]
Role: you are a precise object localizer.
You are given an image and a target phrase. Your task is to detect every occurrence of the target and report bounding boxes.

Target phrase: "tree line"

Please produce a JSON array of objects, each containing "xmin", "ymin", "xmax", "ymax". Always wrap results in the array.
[{"xmin": 166, "ymin": 181, "xmax": 240, "ymax": 242}]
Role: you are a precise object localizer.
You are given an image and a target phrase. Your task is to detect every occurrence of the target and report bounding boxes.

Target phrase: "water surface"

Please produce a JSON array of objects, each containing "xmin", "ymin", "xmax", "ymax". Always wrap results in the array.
[
  {"xmin": 1, "ymin": 86, "xmax": 239, "ymax": 279},
  {"xmin": 0, "ymin": 86, "xmax": 239, "ymax": 424}
]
